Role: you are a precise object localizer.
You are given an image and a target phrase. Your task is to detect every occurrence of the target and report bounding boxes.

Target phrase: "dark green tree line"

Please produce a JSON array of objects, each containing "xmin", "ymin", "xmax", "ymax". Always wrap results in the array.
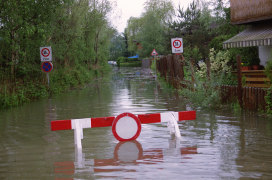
[{"xmin": 0, "ymin": 0, "xmax": 115, "ymax": 108}]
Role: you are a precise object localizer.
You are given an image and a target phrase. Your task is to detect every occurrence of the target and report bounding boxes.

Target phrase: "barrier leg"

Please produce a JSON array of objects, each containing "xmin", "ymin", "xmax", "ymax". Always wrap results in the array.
[
  {"xmin": 75, "ymin": 146, "xmax": 84, "ymax": 168},
  {"xmin": 167, "ymin": 113, "xmax": 181, "ymax": 139},
  {"xmin": 74, "ymin": 120, "xmax": 83, "ymax": 150}
]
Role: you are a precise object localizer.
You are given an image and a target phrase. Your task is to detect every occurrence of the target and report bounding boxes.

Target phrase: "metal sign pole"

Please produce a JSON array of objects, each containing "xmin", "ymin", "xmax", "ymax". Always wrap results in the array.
[
  {"xmin": 47, "ymin": 73, "xmax": 50, "ymax": 86},
  {"xmin": 154, "ymin": 55, "xmax": 157, "ymax": 80}
]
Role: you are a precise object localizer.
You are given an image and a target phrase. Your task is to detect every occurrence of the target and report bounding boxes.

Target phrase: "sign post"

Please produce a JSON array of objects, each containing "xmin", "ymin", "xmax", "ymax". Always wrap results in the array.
[
  {"xmin": 151, "ymin": 49, "xmax": 158, "ymax": 79},
  {"xmin": 41, "ymin": 61, "xmax": 53, "ymax": 86},
  {"xmin": 171, "ymin": 38, "xmax": 183, "ymax": 54},
  {"xmin": 40, "ymin": 46, "xmax": 53, "ymax": 86}
]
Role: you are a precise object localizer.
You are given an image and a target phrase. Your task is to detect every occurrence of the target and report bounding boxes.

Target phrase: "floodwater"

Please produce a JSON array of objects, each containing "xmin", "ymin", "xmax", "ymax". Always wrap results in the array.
[{"xmin": 0, "ymin": 67, "xmax": 272, "ymax": 179}]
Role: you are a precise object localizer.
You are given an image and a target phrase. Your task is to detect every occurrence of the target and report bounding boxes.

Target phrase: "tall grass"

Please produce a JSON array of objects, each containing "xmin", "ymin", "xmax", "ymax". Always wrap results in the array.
[{"xmin": 0, "ymin": 65, "xmax": 110, "ymax": 109}]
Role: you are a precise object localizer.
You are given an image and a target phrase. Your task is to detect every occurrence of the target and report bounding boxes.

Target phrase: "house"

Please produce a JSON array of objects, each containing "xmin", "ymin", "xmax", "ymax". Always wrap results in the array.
[{"xmin": 223, "ymin": 0, "xmax": 272, "ymax": 66}]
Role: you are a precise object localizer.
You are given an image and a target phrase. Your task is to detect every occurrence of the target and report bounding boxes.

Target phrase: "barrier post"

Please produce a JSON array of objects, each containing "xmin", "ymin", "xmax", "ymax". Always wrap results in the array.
[
  {"xmin": 74, "ymin": 120, "xmax": 83, "ymax": 150},
  {"xmin": 51, "ymin": 111, "xmax": 196, "ymax": 150}
]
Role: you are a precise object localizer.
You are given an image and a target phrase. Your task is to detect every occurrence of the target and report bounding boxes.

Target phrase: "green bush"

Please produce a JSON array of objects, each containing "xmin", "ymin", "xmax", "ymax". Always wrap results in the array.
[
  {"xmin": 0, "ymin": 64, "xmax": 109, "ymax": 109},
  {"xmin": 179, "ymin": 78, "xmax": 221, "ymax": 109}
]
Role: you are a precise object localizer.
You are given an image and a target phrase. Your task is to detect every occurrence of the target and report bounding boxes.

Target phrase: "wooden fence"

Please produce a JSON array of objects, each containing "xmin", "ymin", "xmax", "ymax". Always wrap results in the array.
[
  {"xmin": 156, "ymin": 54, "xmax": 185, "ymax": 88},
  {"xmin": 155, "ymin": 55, "xmax": 270, "ymax": 111},
  {"xmin": 220, "ymin": 85, "xmax": 267, "ymax": 111},
  {"xmin": 241, "ymin": 70, "xmax": 270, "ymax": 88}
]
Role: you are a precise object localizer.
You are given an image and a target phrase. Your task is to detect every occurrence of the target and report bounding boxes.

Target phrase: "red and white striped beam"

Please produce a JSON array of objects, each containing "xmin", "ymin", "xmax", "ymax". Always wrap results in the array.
[
  {"xmin": 51, "ymin": 111, "xmax": 196, "ymax": 149},
  {"xmin": 51, "ymin": 111, "xmax": 196, "ymax": 131}
]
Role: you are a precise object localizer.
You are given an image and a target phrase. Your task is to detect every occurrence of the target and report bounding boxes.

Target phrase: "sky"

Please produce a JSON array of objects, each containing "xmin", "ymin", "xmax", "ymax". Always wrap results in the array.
[{"xmin": 110, "ymin": 0, "xmax": 193, "ymax": 33}]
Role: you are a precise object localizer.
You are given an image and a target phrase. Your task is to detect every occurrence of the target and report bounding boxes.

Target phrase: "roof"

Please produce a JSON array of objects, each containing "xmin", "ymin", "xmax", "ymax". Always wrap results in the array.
[
  {"xmin": 223, "ymin": 23, "xmax": 272, "ymax": 49},
  {"xmin": 230, "ymin": 0, "xmax": 272, "ymax": 24}
]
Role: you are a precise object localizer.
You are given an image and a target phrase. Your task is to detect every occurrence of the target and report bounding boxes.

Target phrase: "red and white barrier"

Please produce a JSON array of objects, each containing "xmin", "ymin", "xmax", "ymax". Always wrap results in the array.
[{"xmin": 51, "ymin": 111, "xmax": 196, "ymax": 149}]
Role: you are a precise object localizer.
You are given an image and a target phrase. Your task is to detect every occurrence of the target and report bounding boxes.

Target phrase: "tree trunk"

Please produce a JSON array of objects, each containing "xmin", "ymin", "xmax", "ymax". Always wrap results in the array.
[
  {"xmin": 206, "ymin": 58, "xmax": 211, "ymax": 81},
  {"xmin": 190, "ymin": 58, "xmax": 195, "ymax": 90},
  {"xmin": 94, "ymin": 31, "xmax": 100, "ymax": 65},
  {"xmin": 10, "ymin": 30, "xmax": 16, "ymax": 82}
]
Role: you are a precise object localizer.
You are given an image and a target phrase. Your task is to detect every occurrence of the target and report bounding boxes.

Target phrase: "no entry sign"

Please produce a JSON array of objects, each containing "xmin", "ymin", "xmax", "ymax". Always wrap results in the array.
[
  {"xmin": 40, "ymin": 46, "xmax": 52, "ymax": 61},
  {"xmin": 41, "ymin": 61, "xmax": 53, "ymax": 73},
  {"xmin": 171, "ymin": 38, "xmax": 183, "ymax": 54},
  {"xmin": 112, "ymin": 112, "xmax": 142, "ymax": 141}
]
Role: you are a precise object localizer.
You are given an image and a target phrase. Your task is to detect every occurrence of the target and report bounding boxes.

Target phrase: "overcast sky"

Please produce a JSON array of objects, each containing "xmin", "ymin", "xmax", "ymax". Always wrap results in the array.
[{"xmin": 110, "ymin": 0, "xmax": 193, "ymax": 33}]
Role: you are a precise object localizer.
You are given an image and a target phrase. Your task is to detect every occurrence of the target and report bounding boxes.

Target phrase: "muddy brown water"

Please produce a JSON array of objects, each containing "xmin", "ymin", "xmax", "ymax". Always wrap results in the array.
[{"xmin": 0, "ymin": 67, "xmax": 272, "ymax": 179}]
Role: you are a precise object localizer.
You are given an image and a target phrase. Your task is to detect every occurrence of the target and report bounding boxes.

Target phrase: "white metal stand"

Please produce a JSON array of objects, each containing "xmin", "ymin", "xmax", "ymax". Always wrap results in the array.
[
  {"xmin": 74, "ymin": 120, "xmax": 83, "ymax": 150},
  {"xmin": 167, "ymin": 112, "xmax": 181, "ymax": 139}
]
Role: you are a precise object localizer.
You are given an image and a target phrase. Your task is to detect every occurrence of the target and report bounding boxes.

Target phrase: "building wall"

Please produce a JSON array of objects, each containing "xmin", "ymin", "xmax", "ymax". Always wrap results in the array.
[{"xmin": 259, "ymin": 46, "xmax": 272, "ymax": 66}]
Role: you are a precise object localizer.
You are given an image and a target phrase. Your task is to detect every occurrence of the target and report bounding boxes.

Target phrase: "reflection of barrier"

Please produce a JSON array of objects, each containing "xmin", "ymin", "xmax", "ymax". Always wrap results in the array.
[
  {"xmin": 51, "ymin": 111, "xmax": 196, "ymax": 149},
  {"xmin": 54, "ymin": 161, "xmax": 75, "ymax": 175},
  {"xmin": 94, "ymin": 141, "xmax": 197, "ymax": 169},
  {"xmin": 54, "ymin": 141, "xmax": 197, "ymax": 178}
]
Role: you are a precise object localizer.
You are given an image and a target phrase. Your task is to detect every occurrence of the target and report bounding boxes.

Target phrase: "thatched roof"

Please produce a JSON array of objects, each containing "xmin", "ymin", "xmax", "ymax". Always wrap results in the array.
[{"xmin": 230, "ymin": 0, "xmax": 272, "ymax": 24}]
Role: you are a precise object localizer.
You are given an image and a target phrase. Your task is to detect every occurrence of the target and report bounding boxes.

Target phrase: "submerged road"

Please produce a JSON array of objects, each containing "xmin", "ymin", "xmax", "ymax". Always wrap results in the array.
[{"xmin": 0, "ymin": 67, "xmax": 272, "ymax": 179}]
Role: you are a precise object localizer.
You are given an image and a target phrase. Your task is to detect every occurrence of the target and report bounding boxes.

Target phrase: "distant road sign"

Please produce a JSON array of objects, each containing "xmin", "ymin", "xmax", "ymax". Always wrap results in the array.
[
  {"xmin": 151, "ymin": 49, "xmax": 158, "ymax": 56},
  {"xmin": 40, "ymin": 46, "xmax": 52, "ymax": 61},
  {"xmin": 41, "ymin": 61, "xmax": 53, "ymax": 73},
  {"xmin": 171, "ymin": 38, "xmax": 183, "ymax": 54}
]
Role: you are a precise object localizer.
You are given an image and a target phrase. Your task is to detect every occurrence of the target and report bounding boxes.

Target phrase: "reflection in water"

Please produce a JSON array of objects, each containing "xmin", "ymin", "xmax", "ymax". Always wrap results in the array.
[{"xmin": 54, "ymin": 139, "xmax": 197, "ymax": 179}]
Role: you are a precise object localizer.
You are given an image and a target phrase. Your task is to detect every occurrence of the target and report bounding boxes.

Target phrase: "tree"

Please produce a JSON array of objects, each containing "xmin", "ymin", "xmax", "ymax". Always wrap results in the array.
[
  {"xmin": 109, "ymin": 32, "xmax": 126, "ymax": 60},
  {"xmin": 0, "ymin": 0, "xmax": 116, "ymax": 108},
  {"xmin": 125, "ymin": 17, "xmax": 144, "ymax": 56},
  {"xmin": 0, "ymin": 0, "xmax": 62, "ymax": 80},
  {"xmin": 125, "ymin": 0, "xmax": 175, "ymax": 57}
]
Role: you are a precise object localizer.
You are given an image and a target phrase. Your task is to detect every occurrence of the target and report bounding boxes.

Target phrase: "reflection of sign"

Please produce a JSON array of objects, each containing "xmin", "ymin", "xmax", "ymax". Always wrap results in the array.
[
  {"xmin": 171, "ymin": 38, "xmax": 183, "ymax": 53},
  {"xmin": 41, "ymin": 61, "xmax": 53, "ymax": 73},
  {"xmin": 40, "ymin": 46, "xmax": 52, "ymax": 61},
  {"xmin": 151, "ymin": 49, "xmax": 158, "ymax": 56}
]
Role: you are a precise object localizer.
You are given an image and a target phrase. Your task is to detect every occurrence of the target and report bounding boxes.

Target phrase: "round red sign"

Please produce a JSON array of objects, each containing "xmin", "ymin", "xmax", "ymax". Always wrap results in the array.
[
  {"xmin": 41, "ymin": 61, "xmax": 53, "ymax": 73},
  {"xmin": 41, "ymin": 48, "xmax": 50, "ymax": 57},
  {"xmin": 112, "ymin": 112, "xmax": 142, "ymax": 141},
  {"xmin": 173, "ymin": 40, "xmax": 182, "ymax": 48}
]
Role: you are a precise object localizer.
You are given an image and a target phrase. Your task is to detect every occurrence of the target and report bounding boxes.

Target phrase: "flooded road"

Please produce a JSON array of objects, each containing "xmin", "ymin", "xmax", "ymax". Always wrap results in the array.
[{"xmin": 1, "ymin": 67, "xmax": 272, "ymax": 179}]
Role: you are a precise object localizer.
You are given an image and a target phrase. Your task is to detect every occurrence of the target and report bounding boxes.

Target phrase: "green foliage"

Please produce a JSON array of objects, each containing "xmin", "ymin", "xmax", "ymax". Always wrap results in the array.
[
  {"xmin": 265, "ymin": 87, "xmax": 272, "ymax": 115},
  {"xmin": 209, "ymin": 48, "xmax": 232, "ymax": 75},
  {"xmin": 172, "ymin": 0, "xmax": 212, "ymax": 60},
  {"xmin": 109, "ymin": 33, "xmax": 127, "ymax": 61},
  {"xmin": 117, "ymin": 57, "xmax": 141, "ymax": 67},
  {"xmin": 209, "ymin": 34, "xmax": 233, "ymax": 51},
  {"xmin": 196, "ymin": 48, "xmax": 234, "ymax": 84},
  {"xmin": 179, "ymin": 78, "xmax": 221, "ymax": 109},
  {"xmin": 181, "ymin": 47, "xmax": 236, "ymax": 110},
  {"xmin": 119, "ymin": 61, "xmax": 142, "ymax": 67},
  {"xmin": 231, "ymin": 101, "xmax": 242, "ymax": 114},
  {"xmin": 0, "ymin": 0, "xmax": 115, "ymax": 109},
  {"xmin": 264, "ymin": 53, "xmax": 272, "ymax": 115},
  {"xmin": 0, "ymin": 64, "xmax": 110, "ymax": 109},
  {"xmin": 125, "ymin": 0, "xmax": 174, "ymax": 57},
  {"xmin": 265, "ymin": 59, "xmax": 272, "ymax": 81},
  {"xmin": 117, "ymin": 57, "xmax": 126, "ymax": 66}
]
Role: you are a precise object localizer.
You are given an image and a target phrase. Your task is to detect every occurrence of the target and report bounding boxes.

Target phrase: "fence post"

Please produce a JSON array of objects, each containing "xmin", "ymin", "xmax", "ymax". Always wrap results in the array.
[
  {"xmin": 237, "ymin": 55, "xmax": 243, "ymax": 108},
  {"xmin": 190, "ymin": 58, "xmax": 195, "ymax": 90}
]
